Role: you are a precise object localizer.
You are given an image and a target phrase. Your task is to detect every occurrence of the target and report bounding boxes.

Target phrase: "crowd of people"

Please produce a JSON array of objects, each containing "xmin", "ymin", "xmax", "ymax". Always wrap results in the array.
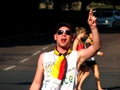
[{"xmin": 29, "ymin": 9, "xmax": 103, "ymax": 90}]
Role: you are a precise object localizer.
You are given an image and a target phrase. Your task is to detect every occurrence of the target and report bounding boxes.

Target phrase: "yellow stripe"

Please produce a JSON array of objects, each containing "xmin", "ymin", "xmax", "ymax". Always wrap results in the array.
[
  {"xmin": 54, "ymin": 48, "xmax": 59, "ymax": 56},
  {"xmin": 51, "ymin": 55, "xmax": 64, "ymax": 78}
]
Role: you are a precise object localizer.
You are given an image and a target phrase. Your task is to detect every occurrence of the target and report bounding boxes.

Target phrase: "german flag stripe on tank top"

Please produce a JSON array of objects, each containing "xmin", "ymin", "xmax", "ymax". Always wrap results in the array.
[{"xmin": 51, "ymin": 48, "xmax": 71, "ymax": 80}]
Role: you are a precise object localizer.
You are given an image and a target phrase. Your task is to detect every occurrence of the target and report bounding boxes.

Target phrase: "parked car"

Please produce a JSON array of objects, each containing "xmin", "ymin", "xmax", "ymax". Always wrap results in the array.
[
  {"xmin": 94, "ymin": 9, "xmax": 120, "ymax": 29},
  {"xmin": 113, "ymin": 18, "xmax": 120, "ymax": 29}
]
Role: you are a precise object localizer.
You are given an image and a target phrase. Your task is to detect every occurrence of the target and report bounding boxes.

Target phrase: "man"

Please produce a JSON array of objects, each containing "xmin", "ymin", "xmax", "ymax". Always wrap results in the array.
[{"xmin": 29, "ymin": 9, "xmax": 101, "ymax": 90}]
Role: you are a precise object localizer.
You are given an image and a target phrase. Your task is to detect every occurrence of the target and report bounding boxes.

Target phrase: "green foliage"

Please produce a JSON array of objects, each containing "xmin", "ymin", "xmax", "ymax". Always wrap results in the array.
[{"xmin": 38, "ymin": 1, "xmax": 120, "ymax": 10}]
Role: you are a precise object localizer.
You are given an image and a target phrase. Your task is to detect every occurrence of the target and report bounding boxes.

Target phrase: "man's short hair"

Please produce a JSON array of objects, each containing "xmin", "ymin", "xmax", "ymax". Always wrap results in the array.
[{"xmin": 55, "ymin": 22, "xmax": 73, "ymax": 33}]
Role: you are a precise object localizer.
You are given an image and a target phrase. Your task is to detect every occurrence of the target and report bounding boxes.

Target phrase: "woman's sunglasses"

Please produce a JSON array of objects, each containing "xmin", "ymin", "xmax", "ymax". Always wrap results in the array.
[{"xmin": 57, "ymin": 30, "xmax": 72, "ymax": 35}]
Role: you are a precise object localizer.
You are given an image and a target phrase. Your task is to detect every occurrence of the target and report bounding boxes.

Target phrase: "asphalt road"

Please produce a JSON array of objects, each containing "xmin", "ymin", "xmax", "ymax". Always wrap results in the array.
[{"xmin": 0, "ymin": 33, "xmax": 120, "ymax": 90}]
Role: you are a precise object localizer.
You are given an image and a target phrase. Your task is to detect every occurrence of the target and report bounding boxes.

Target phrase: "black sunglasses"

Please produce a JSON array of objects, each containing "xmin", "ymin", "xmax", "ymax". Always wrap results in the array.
[{"xmin": 57, "ymin": 30, "xmax": 72, "ymax": 35}]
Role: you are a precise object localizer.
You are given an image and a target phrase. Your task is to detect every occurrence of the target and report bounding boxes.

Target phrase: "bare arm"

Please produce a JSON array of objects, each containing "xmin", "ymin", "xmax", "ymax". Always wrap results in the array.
[
  {"xmin": 72, "ymin": 38, "xmax": 79, "ymax": 50},
  {"xmin": 97, "ymin": 51, "xmax": 104, "ymax": 56},
  {"xmin": 77, "ymin": 9, "xmax": 101, "ymax": 69},
  {"xmin": 29, "ymin": 53, "xmax": 44, "ymax": 90},
  {"xmin": 87, "ymin": 9, "xmax": 101, "ymax": 51}
]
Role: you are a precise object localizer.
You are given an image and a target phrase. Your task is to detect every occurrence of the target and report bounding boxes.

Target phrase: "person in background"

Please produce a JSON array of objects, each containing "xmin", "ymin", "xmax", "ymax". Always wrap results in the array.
[
  {"xmin": 72, "ymin": 26, "xmax": 89, "ymax": 90},
  {"xmin": 29, "ymin": 9, "xmax": 101, "ymax": 90},
  {"xmin": 72, "ymin": 26, "xmax": 87, "ymax": 51},
  {"xmin": 77, "ymin": 33, "xmax": 104, "ymax": 90}
]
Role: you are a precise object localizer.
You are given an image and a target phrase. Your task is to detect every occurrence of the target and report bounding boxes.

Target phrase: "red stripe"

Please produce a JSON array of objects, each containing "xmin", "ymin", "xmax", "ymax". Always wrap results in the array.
[{"xmin": 58, "ymin": 58, "xmax": 66, "ymax": 80}]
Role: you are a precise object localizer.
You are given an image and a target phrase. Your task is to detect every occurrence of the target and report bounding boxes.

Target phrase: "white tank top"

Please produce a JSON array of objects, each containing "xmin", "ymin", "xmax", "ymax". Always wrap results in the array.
[{"xmin": 41, "ymin": 50, "xmax": 78, "ymax": 90}]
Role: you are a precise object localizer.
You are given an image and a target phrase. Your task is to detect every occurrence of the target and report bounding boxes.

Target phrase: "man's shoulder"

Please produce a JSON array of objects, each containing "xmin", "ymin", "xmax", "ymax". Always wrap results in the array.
[
  {"xmin": 70, "ymin": 50, "xmax": 78, "ymax": 56},
  {"xmin": 44, "ymin": 50, "xmax": 54, "ymax": 55}
]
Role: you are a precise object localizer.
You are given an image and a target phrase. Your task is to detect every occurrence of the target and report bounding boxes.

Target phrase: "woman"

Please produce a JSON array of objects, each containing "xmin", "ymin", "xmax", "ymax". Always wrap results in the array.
[
  {"xmin": 77, "ymin": 33, "xmax": 104, "ymax": 90},
  {"xmin": 72, "ymin": 26, "xmax": 89, "ymax": 90}
]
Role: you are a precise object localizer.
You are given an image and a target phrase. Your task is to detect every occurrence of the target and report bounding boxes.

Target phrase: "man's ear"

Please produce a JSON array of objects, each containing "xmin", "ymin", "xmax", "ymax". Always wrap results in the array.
[
  {"xmin": 54, "ymin": 34, "xmax": 56, "ymax": 40},
  {"xmin": 71, "ymin": 34, "xmax": 74, "ymax": 42}
]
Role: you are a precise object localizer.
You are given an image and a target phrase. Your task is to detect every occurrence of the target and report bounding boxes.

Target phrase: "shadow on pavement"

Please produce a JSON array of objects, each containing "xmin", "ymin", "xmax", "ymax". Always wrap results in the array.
[
  {"xmin": 103, "ymin": 86, "xmax": 120, "ymax": 90},
  {"xmin": 2, "ymin": 81, "xmax": 120, "ymax": 90}
]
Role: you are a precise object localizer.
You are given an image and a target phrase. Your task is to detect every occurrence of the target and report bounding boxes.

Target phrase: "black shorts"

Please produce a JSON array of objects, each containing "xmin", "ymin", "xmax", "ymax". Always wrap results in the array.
[
  {"xmin": 80, "ymin": 60, "xmax": 97, "ymax": 68},
  {"xmin": 85, "ymin": 60, "xmax": 97, "ymax": 67}
]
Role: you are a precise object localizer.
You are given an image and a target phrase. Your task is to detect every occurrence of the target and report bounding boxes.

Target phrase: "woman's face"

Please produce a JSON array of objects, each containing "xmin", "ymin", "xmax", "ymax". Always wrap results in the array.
[{"xmin": 81, "ymin": 32, "xmax": 86, "ymax": 38}]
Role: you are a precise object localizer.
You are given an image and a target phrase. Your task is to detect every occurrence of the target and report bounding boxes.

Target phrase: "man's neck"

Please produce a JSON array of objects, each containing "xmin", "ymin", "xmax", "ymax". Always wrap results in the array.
[{"xmin": 56, "ymin": 46, "xmax": 70, "ymax": 55}]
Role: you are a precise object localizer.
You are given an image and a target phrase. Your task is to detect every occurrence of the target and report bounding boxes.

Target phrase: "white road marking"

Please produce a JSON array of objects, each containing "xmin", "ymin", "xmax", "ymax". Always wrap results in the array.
[
  {"xmin": 3, "ymin": 65, "xmax": 16, "ymax": 71},
  {"xmin": 32, "ymin": 51, "xmax": 41, "ymax": 56},
  {"xmin": 3, "ymin": 46, "xmax": 50, "ymax": 71},
  {"xmin": 20, "ymin": 58, "xmax": 29, "ymax": 63},
  {"xmin": 42, "ymin": 46, "xmax": 48, "ymax": 50}
]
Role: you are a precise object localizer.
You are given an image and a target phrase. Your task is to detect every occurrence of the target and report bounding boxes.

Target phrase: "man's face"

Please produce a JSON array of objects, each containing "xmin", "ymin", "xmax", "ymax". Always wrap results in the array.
[{"xmin": 54, "ymin": 26, "xmax": 73, "ymax": 48}]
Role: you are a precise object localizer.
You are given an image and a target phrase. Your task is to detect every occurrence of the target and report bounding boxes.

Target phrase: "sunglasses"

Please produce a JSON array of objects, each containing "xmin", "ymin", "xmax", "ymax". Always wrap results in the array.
[{"xmin": 57, "ymin": 30, "xmax": 72, "ymax": 35}]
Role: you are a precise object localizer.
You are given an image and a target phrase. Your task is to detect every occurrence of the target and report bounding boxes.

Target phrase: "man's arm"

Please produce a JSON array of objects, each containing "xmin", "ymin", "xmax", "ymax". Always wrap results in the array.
[
  {"xmin": 87, "ymin": 9, "xmax": 101, "ymax": 52},
  {"xmin": 29, "ymin": 53, "xmax": 44, "ymax": 90},
  {"xmin": 77, "ymin": 9, "xmax": 101, "ymax": 69}
]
